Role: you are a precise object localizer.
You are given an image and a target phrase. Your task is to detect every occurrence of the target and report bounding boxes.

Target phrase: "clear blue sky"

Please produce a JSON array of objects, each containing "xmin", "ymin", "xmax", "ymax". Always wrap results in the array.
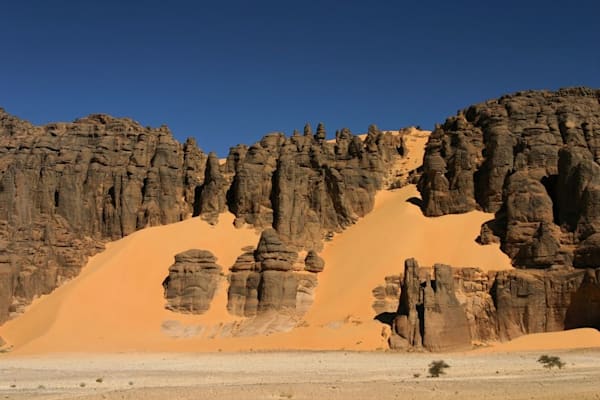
[{"xmin": 1, "ymin": 0, "xmax": 598, "ymax": 156}]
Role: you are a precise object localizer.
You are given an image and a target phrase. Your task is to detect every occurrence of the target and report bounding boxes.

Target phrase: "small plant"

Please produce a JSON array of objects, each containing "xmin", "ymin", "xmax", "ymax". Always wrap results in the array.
[
  {"xmin": 79, "ymin": 382, "xmax": 86, "ymax": 387},
  {"xmin": 129, "ymin": 381, "xmax": 134, "ymax": 386},
  {"xmin": 37, "ymin": 384, "xmax": 46, "ymax": 389},
  {"xmin": 537, "ymin": 355, "xmax": 565, "ymax": 369},
  {"xmin": 428, "ymin": 360, "xmax": 450, "ymax": 377},
  {"xmin": 413, "ymin": 373, "xmax": 421, "ymax": 378},
  {"xmin": 96, "ymin": 377, "xmax": 103, "ymax": 383}
]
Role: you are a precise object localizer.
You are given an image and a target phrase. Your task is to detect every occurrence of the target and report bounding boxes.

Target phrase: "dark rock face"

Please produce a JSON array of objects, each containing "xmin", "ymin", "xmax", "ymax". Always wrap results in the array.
[
  {"xmin": 389, "ymin": 258, "xmax": 600, "ymax": 350},
  {"xmin": 163, "ymin": 250, "xmax": 222, "ymax": 314},
  {"xmin": 564, "ymin": 269, "xmax": 600, "ymax": 330},
  {"xmin": 0, "ymin": 107, "xmax": 406, "ymax": 324},
  {"xmin": 393, "ymin": 259, "xmax": 472, "ymax": 351},
  {"xmin": 221, "ymin": 124, "xmax": 405, "ymax": 249},
  {"xmin": 418, "ymin": 88, "xmax": 600, "ymax": 269},
  {"xmin": 227, "ymin": 229, "xmax": 321, "ymax": 317},
  {"xmin": 0, "ymin": 110, "xmax": 206, "ymax": 323}
]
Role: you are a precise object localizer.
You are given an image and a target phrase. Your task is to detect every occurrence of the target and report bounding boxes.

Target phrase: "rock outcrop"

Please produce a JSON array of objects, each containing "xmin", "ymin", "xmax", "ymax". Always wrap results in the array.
[
  {"xmin": 418, "ymin": 88, "xmax": 600, "ymax": 269},
  {"xmin": 0, "ymin": 107, "xmax": 408, "ymax": 324},
  {"xmin": 162, "ymin": 250, "xmax": 223, "ymax": 314},
  {"xmin": 221, "ymin": 124, "xmax": 406, "ymax": 249},
  {"xmin": 0, "ymin": 110, "xmax": 207, "ymax": 323},
  {"xmin": 393, "ymin": 259, "xmax": 472, "ymax": 351},
  {"xmin": 227, "ymin": 229, "xmax": 322, "ymax": 317},
  {"xmin": 389, "ymin": 258, "xmax": 600, "ymax": 351}
]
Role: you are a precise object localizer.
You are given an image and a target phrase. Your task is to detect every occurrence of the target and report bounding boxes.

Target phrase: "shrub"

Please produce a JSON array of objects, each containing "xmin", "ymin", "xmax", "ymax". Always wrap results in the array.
[
  {"xmin": 428, "ymin": 360, "xmax": 450, "ymax": 377},
  {"xmin": 537, "ymin": 355, "xmax": 565, "ymax": 369}
]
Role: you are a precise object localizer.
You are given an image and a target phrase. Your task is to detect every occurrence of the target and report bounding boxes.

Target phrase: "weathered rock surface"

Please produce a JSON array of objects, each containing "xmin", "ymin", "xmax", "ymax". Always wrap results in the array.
[
  {"xmin": 162, "ymin": 250, "xmax": 223, "ymax": 314},
  {"xmin": 389, "ymin": 258, "xmax": 600, "ymax": 351},
  {"xmin": 372, "ymin": 274, "xmax": 401, "ymax": 315},
  {"xmin": 393, "ymin": 259, "xmax": 472, "ymax": 351},
  {"xmin": 227, "ymin": 229, "xmax": 321, "ymax": 318},
  {"xmin": 418, "ymin": 88, "xmax": 600, "ymax": 269},
  {"xmin": 222, "ymin": 124, "xmax": 406, "ymax": 249},
  {"xmin": 304, "ymin": 250, "xmax": 325, "ymax": 273},
  {"xmin": 0, "ymin": 110, "xmax": 207, "ymax": 323},
  {"xmin": 0, "ymin": 107, "xmax": 407, "ymax": 324}
]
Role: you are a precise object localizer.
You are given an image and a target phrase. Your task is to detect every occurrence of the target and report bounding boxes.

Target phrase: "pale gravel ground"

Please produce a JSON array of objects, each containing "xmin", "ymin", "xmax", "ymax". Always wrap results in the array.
[{"xmin": 1, "ymin": 350, "xmax": 599, "ymax": 400}]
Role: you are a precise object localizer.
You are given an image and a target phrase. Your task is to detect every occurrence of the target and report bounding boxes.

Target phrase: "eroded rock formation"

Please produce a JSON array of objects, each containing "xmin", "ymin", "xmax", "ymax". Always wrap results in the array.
[
  {"xmin": 418, "ymin": 88, "xmax": 600, "ymax": 269},
  {"xmin": 392, "ymin": 259, "xmax": 472, "ymax": 351},
  {"xmin": 0, "ymin": 106, "xmax": 407, "ymax": 324},
  {"xmin": 221, "ymin": 124, "xmax": 406, "ymax": 249},
  {"xmin": 0, "ymin": 110, "xmax": 206, "ymax": 322},
  {"xmin": 389, "ymin": 258, "xmax": 600, "ymax": 351},
  {"xmin": 163, "ymin": 250, "xmax": 223, "ymax": 314},
  {"xmin": 227, "ymin": 229, "xmax": 322, "ymax": 317}
]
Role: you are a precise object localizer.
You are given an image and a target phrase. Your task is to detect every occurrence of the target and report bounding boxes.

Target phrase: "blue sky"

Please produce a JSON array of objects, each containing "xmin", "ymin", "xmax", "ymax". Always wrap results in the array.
[{"xmin": 1, "ymin": 0, "xmax": 598, "ymax": 155}]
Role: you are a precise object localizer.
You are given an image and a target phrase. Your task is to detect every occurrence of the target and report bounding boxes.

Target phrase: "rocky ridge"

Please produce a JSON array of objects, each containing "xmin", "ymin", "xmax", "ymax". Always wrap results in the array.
[
  {"xmin": 418, "ymin": 87, "xmax": 600, "ymax": 269},
  {"xmin": 162, "ymin": 229, "xmax": 324, "ymax": 320},
  {"xmin": 0, "ymin": 111, "xmax": 206, "ymax": 322},
  {"xmin": 0, "ymin": 107, "xmax": 407, "ymax": 324},
  {"xmin": 388, "ymin": 258, "xmax": 600, "ymax": 351}
]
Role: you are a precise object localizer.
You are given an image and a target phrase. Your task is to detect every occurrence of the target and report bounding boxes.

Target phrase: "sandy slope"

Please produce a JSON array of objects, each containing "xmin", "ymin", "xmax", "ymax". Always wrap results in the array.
[
  {"xmin": 0, "ymin": 183, "xmax": 515, "ymax": 354},
  {"xmin": 475, "ymin": 328, "xmax": 600, "ymax": 353},
  {"xmin": 0, "ymin": 213, "xmax": 259, "ymax": 353}
]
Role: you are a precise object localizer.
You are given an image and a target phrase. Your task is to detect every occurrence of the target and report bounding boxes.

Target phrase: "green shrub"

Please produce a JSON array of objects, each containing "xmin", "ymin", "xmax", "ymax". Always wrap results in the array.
[
  {"xmin": 537, "ymin": 355, "xmax": 565, "ymax": 369},
  {"xmin": 428, "ymin": 360, "xmax": 450, "ymax": 377}
]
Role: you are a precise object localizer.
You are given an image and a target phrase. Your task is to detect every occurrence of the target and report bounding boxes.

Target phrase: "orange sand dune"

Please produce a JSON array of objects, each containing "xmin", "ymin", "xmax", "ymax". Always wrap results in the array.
[
  {"xmin": 307, "ymin": 184, "xmax": 513, "ymax": 327},
  {"xmin": 0, "ymin": 183, "xmax": 514, "ymax": 354},
  {"xmin": 475, "ymin": 328, "xmax": 600, "ymax": 353},
  {"xmin": 0, "ymin": 213, "xmax": 259, "ymax": 353}
]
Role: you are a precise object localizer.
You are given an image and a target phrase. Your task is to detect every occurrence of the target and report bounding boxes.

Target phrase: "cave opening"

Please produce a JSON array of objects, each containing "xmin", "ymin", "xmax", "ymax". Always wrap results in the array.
[
  {"xmin": 541, "ymin": 175, "xmax": 560, "ymax": 224},
  {"xmin": 192, "ymin": 185, "xmax": 202, "ymax": 217}
]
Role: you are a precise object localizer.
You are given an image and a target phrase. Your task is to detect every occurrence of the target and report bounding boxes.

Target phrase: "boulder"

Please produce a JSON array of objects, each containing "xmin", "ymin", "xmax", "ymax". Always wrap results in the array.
[
  {"xmin": 227, "ymin": 230, "xmax": 324, "ymax": 318},
  {"xmin": 162, "ymin": 249, "xmax": 222, "ymax": 314}
]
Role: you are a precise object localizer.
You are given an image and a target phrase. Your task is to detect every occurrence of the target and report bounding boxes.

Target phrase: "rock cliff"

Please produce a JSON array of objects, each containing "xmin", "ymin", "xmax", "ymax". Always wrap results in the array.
[
  {"xmin": 216, "ymin": 124, "xmax": 406, "ymax": 249},
  {"xmin": 0, "ymin": 110, "xmax": 206, "ymax": 322},
  {"xmin": 418, "ymin": 88, "xmax": 600, "ymax": 269},
  {"xmin": 389, "ymin": 258, "xmax": 600, "ymax": 351},
  {"xmin": 0, "ymin": 107, "xmax": 406, "ymax": 323}
]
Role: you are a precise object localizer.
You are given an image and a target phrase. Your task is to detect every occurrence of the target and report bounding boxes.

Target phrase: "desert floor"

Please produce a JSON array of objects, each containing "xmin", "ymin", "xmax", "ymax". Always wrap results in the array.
[{"xmin": 1, "ymin": 350, "xmax": 599, "ymax": 400}]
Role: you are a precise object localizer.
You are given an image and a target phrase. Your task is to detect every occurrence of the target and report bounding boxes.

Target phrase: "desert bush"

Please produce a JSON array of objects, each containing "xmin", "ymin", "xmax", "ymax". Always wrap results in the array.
[
  {"xmin": 537, "ymin": 355, "xmax": 565, "ymax": 369},
  {"xmin": 428, "ymin": 360, "xmax": 450, "ymax": 377}
]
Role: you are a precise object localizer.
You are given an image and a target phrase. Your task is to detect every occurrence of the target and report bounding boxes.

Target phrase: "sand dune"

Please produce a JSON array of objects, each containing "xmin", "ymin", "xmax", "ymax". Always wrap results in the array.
[
  {"xmin": 475, "ymin": 328, "xmax": 600, "ymax": 353},
  {"xmin": 307, "ymin": 185, "xmax": 513, "ymax": 327},
  {"xmin": 0, "ymin": 213, "xmax": 259, "ymax": 353},
  {"xmin": 0, "ymin": 182, "xmax": 515, "ymax": 354}
]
